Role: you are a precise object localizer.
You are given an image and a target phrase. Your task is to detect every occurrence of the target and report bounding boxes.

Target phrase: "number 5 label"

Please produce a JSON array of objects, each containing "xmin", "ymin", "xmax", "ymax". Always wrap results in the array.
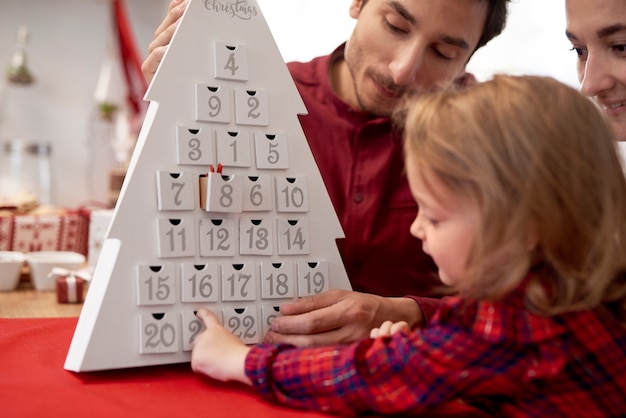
[{"xmin": 254, "ymin": 132, "xmax": 289, "ymax": 169}]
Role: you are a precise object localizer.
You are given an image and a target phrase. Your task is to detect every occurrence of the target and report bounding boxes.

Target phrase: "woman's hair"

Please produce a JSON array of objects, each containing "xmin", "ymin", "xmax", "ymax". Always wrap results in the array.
[{"xmin": 401, "ymin": 74, "xmax": 626, "ymax": 319}]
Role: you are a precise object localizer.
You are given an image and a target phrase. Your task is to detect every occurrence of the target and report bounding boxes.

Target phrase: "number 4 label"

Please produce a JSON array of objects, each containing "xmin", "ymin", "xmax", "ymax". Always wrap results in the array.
[{"xmin": 214, "ymin": 41, "xmax": 249, "ymax": 81}]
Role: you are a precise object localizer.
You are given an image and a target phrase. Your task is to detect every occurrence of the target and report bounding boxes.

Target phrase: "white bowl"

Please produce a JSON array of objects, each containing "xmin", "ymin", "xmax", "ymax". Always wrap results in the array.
[
  {"xmin": 26, "ymin": 251, "xmax": 86, "ymax": 291},
  {"xmin": 0, "ymin": 251, "xmax": 26, "ymax": 291}
]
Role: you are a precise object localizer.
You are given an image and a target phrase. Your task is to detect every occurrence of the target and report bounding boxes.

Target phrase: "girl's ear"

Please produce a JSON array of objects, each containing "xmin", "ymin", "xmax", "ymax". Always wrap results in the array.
[{"xmin": 527, "ymin": 222, "xmax": 539, "ymax": 251}]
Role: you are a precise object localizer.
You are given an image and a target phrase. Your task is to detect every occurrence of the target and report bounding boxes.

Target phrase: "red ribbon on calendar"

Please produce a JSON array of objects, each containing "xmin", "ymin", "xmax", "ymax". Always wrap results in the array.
[{"xmin": 209, "ymin": 163, "xmax": 224, "ymax": 174}]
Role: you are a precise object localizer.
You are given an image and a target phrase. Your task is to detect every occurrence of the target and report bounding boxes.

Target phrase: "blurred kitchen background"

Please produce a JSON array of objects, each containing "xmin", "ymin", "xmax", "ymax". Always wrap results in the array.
[{"xmin": 0, "ymin": 0, "xmax": 576, "ymax": 209}]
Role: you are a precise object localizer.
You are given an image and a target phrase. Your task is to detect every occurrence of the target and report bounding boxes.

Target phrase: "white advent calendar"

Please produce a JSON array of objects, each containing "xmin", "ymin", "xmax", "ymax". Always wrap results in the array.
[{"xmin": 65, "ymin": 0, "xmax": 351, "ymax": 372}]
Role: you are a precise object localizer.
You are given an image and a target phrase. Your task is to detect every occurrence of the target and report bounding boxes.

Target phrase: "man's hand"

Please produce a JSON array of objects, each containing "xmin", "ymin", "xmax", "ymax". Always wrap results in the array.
[
  {"xmin": 141, "ymin": 0, "xmax": 188, "ymax": 84},
  {"xmin": 191, "ymin": 308, "xmax": 252, "ymax": 385},
  {"xmin": 264, "ymin": 289, "xmax": 423, "ymax": 347}
]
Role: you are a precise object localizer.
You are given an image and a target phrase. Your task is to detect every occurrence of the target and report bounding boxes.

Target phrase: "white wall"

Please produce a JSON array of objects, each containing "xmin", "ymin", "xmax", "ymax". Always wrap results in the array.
[
  {"xmin": 0, "ymin": 0, "xmax": 577, "ymax": 208},
  {"xmin": 0, "ymin": 0, "xmax": 169, "ymax": 207}
]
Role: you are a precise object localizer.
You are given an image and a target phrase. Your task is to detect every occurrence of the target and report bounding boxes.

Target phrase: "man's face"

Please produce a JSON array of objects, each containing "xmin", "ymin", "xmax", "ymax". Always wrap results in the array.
[{"xmin": 343, "ymin": 0, "xmax": 487, "ymax": 116}]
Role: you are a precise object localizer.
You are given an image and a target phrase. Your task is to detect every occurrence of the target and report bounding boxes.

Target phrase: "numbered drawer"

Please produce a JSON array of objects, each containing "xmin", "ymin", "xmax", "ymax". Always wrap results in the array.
[
  {"xmin": 242, "ymin": 175, "xmax": 272, "ymax": 212},
  {"xmin": 136, "ymin": 264, "xmax": 177, "ymax": 306},
  {"xmin": 180, "ymin": 263, "xmax": 220, "ymax": 303},
  {"xmin": 176, "ymin": 126, "xmax": 214, "ymax": 166},
  {"xmin": 180, "ymin": 308, "xmax": 221, "ymax": 352},
  {"xmin": 275, "ymin": 176, "xmax": 309, "ymax": 213},
  {"xmin": 260, "ymin": 261, "xmax": 295, "ymax": 299},
  {"xmin": 157, "ymin": 217, "xmax": 197, "ymax": 258},
  {"xmin": 221, "ymin": 263, "xmax": 257, "ymax": 301},
  {"xmin": 277, "ymin": 218, "xmax": 311, "ymax": 255},
  {"xmin": 254, "ymin": 132, "xmax": 289, "ymax": 169},
  {"xmin": 239, "ymin": 218, "xmax": 274, "ymax": 255},
  {"xmin": 138, "ymin": 311, "xmax": 180, "ymax": 354},
  {"xmin": 199, "ymin": 218, "xmax": 237, "ymax": 257},
  {"xmin": 195, "ymin": 84, "xmax": 231, "ymax": 123},
  {"xmin": 234, "ymin": 88, "xmax": 269, "ymax": 126},
  {"xmin": 216, "ymin": 129, "xmax": 252, "ymax": 168},
  {"xmin": 223, "ymin": 306, "xmax": 260, "ymax": 344},
  {"xmin": 260, "ymin": 304, "xmax": 281, "ymax": 337},
  {"xmin": 156, "ymin": 170, "xmax": 196, "ymax": 211},
  {"xmin": 297, "ymin": 261, "xmax": 330, "ymax": 297},
  {"xmin": 214, "ymin": 41, "xmax": 249, "ymax": 81},
  {"xmin": 204, "ymin": 172, "xmax": 243, "ymax": 213}
]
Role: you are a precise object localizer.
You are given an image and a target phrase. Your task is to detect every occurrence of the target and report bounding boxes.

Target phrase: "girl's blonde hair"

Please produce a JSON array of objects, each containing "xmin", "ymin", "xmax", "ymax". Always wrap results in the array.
[{"xmin": 402, "ymin": 74, "xmax": 626, "ymax": 319}]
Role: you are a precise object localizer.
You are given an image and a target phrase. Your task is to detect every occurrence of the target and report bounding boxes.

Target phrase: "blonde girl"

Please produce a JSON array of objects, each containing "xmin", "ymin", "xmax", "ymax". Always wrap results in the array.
[{"xmin": 190, "ymin": 75, "xmax": 626, "ymax": 417}]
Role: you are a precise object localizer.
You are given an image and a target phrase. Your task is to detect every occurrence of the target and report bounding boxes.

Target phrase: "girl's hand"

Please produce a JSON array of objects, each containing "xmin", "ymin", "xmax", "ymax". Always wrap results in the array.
[
  {"xmin": 369, "ymin": 320, "xmax": 410, "ymax": 338},
  {"xmin": 190, "ymin": 308, "xmax": 252, "ymax": 385}
]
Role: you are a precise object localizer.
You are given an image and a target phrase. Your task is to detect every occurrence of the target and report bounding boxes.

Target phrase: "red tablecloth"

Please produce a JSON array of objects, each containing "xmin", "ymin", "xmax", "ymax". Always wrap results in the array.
[
  {"xmin": 0, "ymin": 317, "xmax": 328, "ymax": 418},
  {"xmin": 0, "ymin": 317, "xmax": 487, "ymax": 417}
]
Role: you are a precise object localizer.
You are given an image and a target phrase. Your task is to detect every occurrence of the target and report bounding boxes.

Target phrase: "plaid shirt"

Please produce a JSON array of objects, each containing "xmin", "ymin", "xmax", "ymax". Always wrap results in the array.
[{"xmin": 246, "ymin": 279, "xmax": 626, "ymax": 417}]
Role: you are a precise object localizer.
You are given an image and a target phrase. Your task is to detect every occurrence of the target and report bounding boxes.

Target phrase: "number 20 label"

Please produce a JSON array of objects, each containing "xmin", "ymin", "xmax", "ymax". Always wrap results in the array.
[{"xmin": 139, "ymin": 312, "xmax": 179, "ymax": 354}]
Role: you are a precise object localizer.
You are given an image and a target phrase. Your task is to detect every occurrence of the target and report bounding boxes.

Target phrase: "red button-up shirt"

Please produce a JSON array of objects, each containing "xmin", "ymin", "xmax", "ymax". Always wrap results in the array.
[
  {"xmin": 245, "ymin": 276, "xmax": 626, "ymax": 416},
  {"xmin": 287, "ymin": 45, "xmax": 439, "ymax": 308}
]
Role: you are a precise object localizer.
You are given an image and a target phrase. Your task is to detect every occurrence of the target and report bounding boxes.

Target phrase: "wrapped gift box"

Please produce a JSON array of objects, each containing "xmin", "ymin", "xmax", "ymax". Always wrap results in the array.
[
  {"xmin": 55, "ymin": 274, "xmax": 87, "ymax": 304},
  {"xmin": 0, "ymin": 208, "xmax": 90, "ymax": 255}
]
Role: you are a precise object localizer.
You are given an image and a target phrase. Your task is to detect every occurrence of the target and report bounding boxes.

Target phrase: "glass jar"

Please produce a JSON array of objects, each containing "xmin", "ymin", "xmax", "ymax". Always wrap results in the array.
[{"xmin": 1, "ymin": 139, "xmax": 54, "ymax": 205}]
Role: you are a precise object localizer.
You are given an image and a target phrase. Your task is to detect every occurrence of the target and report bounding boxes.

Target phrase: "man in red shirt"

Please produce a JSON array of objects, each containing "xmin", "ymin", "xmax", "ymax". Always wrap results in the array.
[{"xmin": 143, "ymin": 0, "xmax": 510, "ymax": 346}]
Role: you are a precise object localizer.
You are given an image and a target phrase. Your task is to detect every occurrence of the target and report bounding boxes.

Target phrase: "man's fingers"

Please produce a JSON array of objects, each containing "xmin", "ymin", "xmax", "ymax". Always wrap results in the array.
[
  {"xmin": 154, "ymin": 0, "xmax": 187, "ymax": 38},
  {"xmin": 271, "ymin": 302, "xmax": 348, "ymax": 335},
  {"xmin": 279, "ymin": 289, "xmax": 348, "ymax": 315},
  {"xmin": 264, "ymin": 327, "xmax": 349, "ymax": 347}
]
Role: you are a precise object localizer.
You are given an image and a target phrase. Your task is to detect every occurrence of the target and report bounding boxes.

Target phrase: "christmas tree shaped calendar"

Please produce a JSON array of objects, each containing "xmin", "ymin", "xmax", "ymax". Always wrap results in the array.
[{"xmin": 65, "ymin": 0, "xmax": 351, "ymax": 372}]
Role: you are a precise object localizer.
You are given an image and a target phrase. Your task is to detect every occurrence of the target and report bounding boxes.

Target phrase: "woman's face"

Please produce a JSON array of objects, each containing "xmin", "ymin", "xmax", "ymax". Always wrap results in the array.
[{"xmin": 566, "ymin": 0, "xmax": 626, "ymax": 141}]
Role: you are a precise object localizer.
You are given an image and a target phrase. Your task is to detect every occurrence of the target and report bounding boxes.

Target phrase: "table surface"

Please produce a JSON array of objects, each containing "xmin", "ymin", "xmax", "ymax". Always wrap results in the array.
[
  {"xmin": 0, "ymin": 277, "xmax": 83, "ymax": 318},
  {"xmin": 0, "ymin": 277, "xmax": 485, "ymax": 417}
]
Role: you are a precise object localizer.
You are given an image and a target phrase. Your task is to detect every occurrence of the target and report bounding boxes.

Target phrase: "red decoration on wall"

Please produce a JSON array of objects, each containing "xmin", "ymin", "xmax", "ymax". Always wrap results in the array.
[{"xmin": 111, "ymin": 0, "xmax": 147, "ymax": 120}]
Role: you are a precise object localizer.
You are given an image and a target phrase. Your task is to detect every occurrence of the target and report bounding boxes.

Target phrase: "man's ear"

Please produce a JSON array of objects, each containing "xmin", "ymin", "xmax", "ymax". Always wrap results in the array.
[{"xmin": 349, "ymin": 0, "xmax": 366, "ymax": 19}]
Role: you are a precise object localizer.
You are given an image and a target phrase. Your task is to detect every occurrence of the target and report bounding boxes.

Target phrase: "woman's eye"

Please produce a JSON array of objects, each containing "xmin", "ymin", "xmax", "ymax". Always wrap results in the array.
[
  {"xmin": 612, "ymin": 44, "xmax": 626, "ymax": 55},
  {"xmin": 569, "ymin": 46, "xmax": 587, "ymax": 60}
]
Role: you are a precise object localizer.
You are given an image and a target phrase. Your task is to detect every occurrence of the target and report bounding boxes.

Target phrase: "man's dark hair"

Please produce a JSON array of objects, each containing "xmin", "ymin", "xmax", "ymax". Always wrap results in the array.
[
  {"xmin": 477, "ymin": 0, "xmax": 510, "ymax": 50},
  {"xmin": 360, "ymin": 0, "xmax": 510, "ymax": 52}
]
